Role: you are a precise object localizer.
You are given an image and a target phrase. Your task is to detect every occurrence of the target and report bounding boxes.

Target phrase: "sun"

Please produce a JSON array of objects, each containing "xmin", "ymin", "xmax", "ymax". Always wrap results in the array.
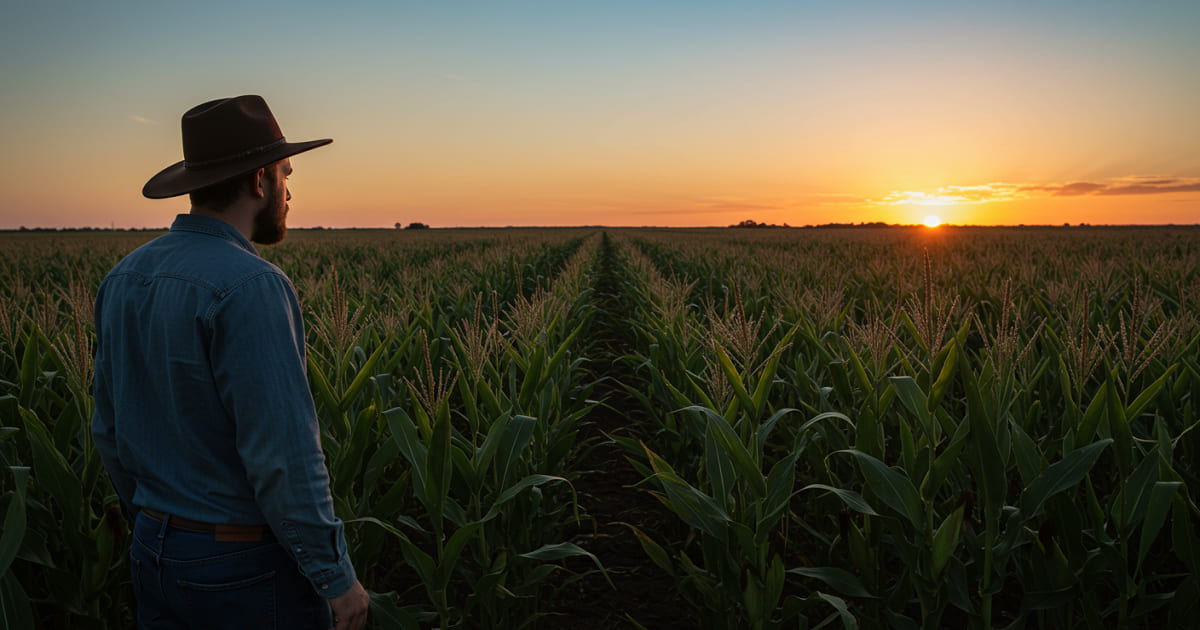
[{"xmin": 923, "ymin": 215, "xmax": 942, "ymax": 228}]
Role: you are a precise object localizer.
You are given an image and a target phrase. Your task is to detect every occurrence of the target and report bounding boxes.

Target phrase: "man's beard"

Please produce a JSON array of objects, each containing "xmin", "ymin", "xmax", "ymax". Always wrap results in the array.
[{"xmin": 250, "ymin": 179, "xmax": 287, "ymax": 245}]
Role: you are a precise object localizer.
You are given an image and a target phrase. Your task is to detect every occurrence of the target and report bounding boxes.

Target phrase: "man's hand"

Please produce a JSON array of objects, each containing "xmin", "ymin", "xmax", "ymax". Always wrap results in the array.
[{"xmin": 328, "ymin": 580, "xmax": 369, "ymax": 630}]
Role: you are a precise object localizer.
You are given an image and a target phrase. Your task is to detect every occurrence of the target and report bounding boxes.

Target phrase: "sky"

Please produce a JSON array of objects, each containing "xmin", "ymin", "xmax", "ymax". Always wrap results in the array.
[{"xmin": 2, "ymin": 1, "xmax": 1198, "ymax": 229}]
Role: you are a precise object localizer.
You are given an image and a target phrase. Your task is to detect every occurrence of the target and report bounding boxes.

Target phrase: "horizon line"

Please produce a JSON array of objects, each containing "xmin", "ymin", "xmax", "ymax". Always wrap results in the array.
[{"xmin": 4, "ymin": 222, "xmax": 1200, "ymax": 232}]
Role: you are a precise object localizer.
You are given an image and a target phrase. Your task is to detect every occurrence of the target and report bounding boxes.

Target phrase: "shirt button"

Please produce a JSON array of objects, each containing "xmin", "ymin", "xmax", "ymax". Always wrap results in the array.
[
  {"xmin": 295, "ymin": 547, "xmax": 302, "ymax": 553},
  {"xmin": 321, "ymin": 584, "xmax": 329, "ymax": 590}
]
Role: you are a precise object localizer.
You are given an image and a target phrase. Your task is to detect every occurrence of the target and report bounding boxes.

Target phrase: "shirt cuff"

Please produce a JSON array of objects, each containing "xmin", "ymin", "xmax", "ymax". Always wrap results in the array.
[
  {"xmin": 277, "ymin": 520, "xmax": 358, "ymax": 598},
  {"xmin": 308, "ymin": 552, "xmax": 358, "ymax": 599}
]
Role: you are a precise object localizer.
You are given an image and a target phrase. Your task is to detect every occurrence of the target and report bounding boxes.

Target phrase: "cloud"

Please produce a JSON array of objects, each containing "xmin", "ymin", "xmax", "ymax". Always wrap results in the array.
[
  {"xmin": 876, "ymin": 183, "xmax": 1027, "ymax": 206},
  {"xmin": 1099, "ymin": 177, "xmax": 1200, "ymax": 196},
  {"xmin": 1021, "ymin": 177, "xmax": 1200, "ymax": 197},
  {"xmin": 874, "ymin": 176, "xmax": 1200, "ymax": 206},
  {"xmin": 1049, "ymin": 182, "xmax": 1107, "ymax": 196},
  {"xmin": 129, "ymin": 115, "xmax": 156, "ymax": 125}
]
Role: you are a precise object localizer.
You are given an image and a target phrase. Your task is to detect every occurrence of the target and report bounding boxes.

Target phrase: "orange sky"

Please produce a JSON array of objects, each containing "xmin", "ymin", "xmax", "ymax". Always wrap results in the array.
[{"xmin": 2, "ymin": 3, "xmax": 1198, "ymax": 228}]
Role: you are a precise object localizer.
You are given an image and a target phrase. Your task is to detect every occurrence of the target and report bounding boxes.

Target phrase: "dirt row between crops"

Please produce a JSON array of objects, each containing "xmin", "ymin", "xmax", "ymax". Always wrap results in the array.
[{"xmin": 541, "ymin": 234, "xmax": 693, "ymax": 628}]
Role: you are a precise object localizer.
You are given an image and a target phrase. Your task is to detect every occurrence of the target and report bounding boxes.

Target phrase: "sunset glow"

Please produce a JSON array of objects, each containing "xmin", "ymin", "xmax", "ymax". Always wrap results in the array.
[
  {"xmin": 1, "ymin": 2, "xmax": 1198, "ymax": 228},
  {"xmin": 923, "ymin": 216, "xmax": 942, "ymax": 228}
]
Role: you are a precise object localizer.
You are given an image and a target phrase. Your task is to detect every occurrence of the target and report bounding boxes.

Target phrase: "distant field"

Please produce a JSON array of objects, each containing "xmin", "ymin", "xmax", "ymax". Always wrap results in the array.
[{"xmin": 2, "ymin": 226, "xmax": 1197, "ymax": 629}]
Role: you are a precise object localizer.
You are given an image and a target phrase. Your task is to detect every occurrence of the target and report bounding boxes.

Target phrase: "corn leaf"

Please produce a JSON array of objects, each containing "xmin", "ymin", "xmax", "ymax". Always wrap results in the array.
[
  {"xmin": 482, "ymin": 474, "xmax": 570, "ymax": 522},
  {"xmin": 889, "ymin": 377, "xmax": 934, "ymax": 441},
  {"xmin": 704, "ymin": 427, "xmax": 734, "ymax": 511},
  {"xmin": 920, "ymin": 420, "xmax": 969, "ymax": 501},
  {"xmin": 621, "ymin": 524, "xmax": 674, "ymax": 576},
  {"xmin": 749, "ymin": 330, "xmax": 791, "ymax": 416},
  {"xmin": 960, "ymin": 360, "xmax": 1006, "ymax": 531},
  {"xmin": 493, "ymin": 415, "xmax": 536, "ymax": 489},
  {"xmin": 1172, "ymin": 493, "xmax": 1200, "ymax": 575},
  {"xmin": 1137, "ymin": 481, "xmax": 1182, "ymax": 574},
  {"xmin": 1126, "ymin": 366, "xmax": 1175, "ymax": 421},
  {"xmin": 829, "ymin": 360, "xmax": 854, "ymax": 408},
  {"xmin": 426, "ymin": 408, "xmax": 453, "ymax": 533},
  {"xmin": 0, "ymin": 466, "xmax": 30, "ymax": 576},
  {"xmin": 1009, "ymin": 419, "xmax": 1042, "ymax": 486},
  {"xmin": 790, "ymin": 411, "xmax": 854, "ymax": 451},
  {"xmin": 787, "ymin": 567, "xmax": 873, "ymax": 599},
  {"xmin": 17, "ymin": 332, "xmax": 41, "ymax": 410},
  {"xmin": 815, "ymin": 591, "xmax": 858, "ymax": 630},
  {"xmin": 339, "ymin": 338, "xmax": 391, "ymax": 411},
  {"xmin": 799, "ymin": 484, "xmax": 880, "ymax": 517},
  {"xmin": 18, "ymin": 408, "xmax": 81, "ymax": 533},
  {"xmin": 306, "ymin": 353, "xmax": 340, "ymax": 414},
  {"xmin": 365, "ymin": 590, "xmax": 424, "ymax": 630},
  {"xmin": 764, "ymin": 554, "xmax": 786, "ymax": 622},
  {"xmin": 1019, "ymin": 438, "xmax": 1112, "ymax": 519},
  {"xmin": 434, "ymin": 521, "xmax": 484, "ymax": 591},
  {"xmin": 1112, "ymin": 452, "xmax": 1159, "ymax": 532},
  {"xmin": 930, "ymin": 506, "xmax": 964, "ymax": 579},
  {"xmin": 1169, "ymin": 576, "xmax": 1200, "ymax": 628},
  {"xmin": 1, "ymin": 571, "xmax": 35, "ymax": 630},
  {"xmin": 836, "ymin": 449, "xmax": 922, "ymax": 528},
  {"xmin": 713, "ymin": 345, "xmax": 755, "ymax": 416},
  {"xmin": 473, "ymin": 414, "xmax": 511, "ymax": 477},
  {"xmin": 927, "ymin": 336, "xmax": 960, "ymax": 412},
  {"xmin": 759, "ymin": 449, "xmax": 801, "ymax": 540},
  {"xmin": 643, "ymin": 443, "xmax": 730, "ymax": 540},
  {"xmin": 689, "ymin": 406, "xmax": 766, "ymax": 498},
  {"xmin": 519, "ymin": 542, "xmax": 613, "ymax": 588},
  {"xmin": 1078, "ymin": 385, "xmax": 1108, "ymax": 444},
  {"xmin": 344, "ymin": 515, "xmax": 414, "ymax": 542},
  {"xmin": 384, "ymin": 408, "xmax": 428, "ymax": 509},
  {"xmin": 1105, "ymin": 375, "xmax": 1132, "ymax": 474},
  {"xmin": 517, "ymin": 343, "xmax": 546, "ymax": 409}
]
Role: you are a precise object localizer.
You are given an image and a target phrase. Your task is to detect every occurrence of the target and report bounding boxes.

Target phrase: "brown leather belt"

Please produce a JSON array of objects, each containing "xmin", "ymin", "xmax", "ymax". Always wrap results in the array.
[{"xmin": 141, "ymin": 508, "xmax": 273, "ymax": 542}]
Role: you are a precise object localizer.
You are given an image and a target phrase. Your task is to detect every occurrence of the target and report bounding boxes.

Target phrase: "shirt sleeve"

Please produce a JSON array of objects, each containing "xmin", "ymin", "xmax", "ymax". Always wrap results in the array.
[
  {"xmin": 207, "ymin": 270, "xmax": 357, "ymax": 598},
  {"xmin": 91, "ymin": 281, "xmax": 138, "ymax": 524}
]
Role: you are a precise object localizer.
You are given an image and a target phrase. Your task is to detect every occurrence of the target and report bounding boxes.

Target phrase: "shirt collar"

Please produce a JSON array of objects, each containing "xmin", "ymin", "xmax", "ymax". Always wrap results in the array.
[{"xmin": 169, "ymin": 214, "xmax": 259, "ymax": 256}]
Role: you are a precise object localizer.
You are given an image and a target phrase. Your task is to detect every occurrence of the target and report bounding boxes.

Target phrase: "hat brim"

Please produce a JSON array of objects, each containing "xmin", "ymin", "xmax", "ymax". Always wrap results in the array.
[{"xmin": 142, "ymin": 138, "xmax": 332, "ymax": 199}]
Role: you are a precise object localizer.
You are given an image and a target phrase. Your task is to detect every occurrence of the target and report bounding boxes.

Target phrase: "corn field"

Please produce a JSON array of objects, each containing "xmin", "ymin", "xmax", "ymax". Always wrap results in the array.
[{"xmin": 1, "ymin": 225, "xmax": 1198, "ymax": 629}]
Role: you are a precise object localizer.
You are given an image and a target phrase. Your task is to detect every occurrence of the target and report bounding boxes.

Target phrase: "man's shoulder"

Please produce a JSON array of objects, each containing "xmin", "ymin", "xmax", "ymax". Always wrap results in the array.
[{"xmin": 106, "ymin": 231, "xmax": 291, "ymax": 294}]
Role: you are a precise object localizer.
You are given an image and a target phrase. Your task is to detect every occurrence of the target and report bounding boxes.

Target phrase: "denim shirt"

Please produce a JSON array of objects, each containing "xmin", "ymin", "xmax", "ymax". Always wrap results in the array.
[{"xmin": 91, "ymin": 214, "xmax": 356, "ymax": 597}]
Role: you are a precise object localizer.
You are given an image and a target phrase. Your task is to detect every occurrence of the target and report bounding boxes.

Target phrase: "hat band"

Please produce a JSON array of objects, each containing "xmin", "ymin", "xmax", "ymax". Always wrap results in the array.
[{"xmin": 183, "ymin": 137, "xmax": 288, "ymax": 169}]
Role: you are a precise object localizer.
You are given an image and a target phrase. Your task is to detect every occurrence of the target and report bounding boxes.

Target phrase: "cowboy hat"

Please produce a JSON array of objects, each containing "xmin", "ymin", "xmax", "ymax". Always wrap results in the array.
[{"xmin": 142, "ymin": 95, "xmax": 331, "ymax": 199}]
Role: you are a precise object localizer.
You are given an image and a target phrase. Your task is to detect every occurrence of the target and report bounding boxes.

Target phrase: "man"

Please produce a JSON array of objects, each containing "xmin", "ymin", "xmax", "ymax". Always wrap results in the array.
[{"xmin": 92, "ymin": 95, "xmax": 370, "ymax": 630}]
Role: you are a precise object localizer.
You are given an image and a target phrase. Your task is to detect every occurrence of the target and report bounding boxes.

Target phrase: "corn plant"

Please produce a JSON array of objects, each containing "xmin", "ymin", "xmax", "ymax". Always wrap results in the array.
[
  {"xmin": 2, "ymin": 226, "xmax": 1199, "ymax": 629},
  {"xmin": 609, "ymin": 226, "xmax": 1200, "ymax": 629}
]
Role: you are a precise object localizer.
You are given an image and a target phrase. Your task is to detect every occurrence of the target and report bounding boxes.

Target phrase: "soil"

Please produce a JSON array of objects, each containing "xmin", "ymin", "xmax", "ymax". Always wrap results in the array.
[
  {"xmin": 539, "ymin": 234, "xmax": 694, "ymax": 629},
  {"xmin": 540, "ymin": 402, "xmax": 694, "ymax": 629}
]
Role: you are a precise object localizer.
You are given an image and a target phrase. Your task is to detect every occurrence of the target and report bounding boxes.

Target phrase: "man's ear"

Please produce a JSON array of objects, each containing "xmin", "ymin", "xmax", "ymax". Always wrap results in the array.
[{"xmin": 251, "ymin": 167, "xmax": 267, "ymax": 199}]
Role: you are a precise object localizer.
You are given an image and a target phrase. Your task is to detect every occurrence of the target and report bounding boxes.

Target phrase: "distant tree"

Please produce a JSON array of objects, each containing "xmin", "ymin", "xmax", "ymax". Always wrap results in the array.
[
  {"xmin": 730, "ymin": 219, "xmax": 790, "ymax": 229},
  {"xmin": 395, "ymin": 222, "xmax": 402, "ymax": 230},
  {"xmin": 405, "ymin": 222, "xmax": 430, "ymax": 230}
]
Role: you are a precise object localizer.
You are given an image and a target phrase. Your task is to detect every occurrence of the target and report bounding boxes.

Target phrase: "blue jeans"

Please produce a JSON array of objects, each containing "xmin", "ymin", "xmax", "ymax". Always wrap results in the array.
[{"xmin": 130, "ymin": 511, "xmax": 333, "ymax": 630}]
